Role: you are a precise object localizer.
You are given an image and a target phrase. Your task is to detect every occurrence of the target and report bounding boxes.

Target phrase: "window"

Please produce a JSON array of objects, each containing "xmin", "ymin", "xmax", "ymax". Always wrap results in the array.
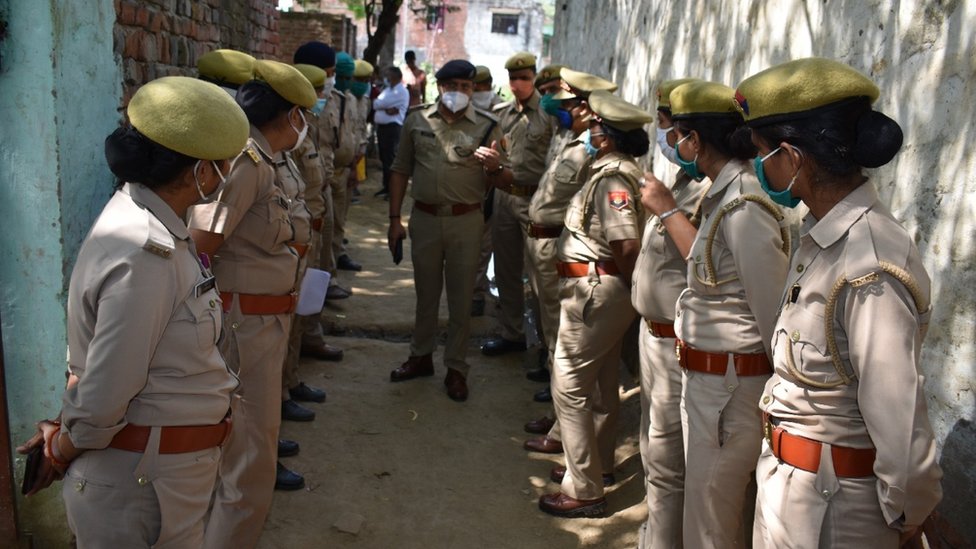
[
  {"xmin": 491, "ymin": 13, "xmax": 519, "ymax": 35},
  {"xmin": 426, "ymin": 5, "xmax": 446, "ymax": 31}
]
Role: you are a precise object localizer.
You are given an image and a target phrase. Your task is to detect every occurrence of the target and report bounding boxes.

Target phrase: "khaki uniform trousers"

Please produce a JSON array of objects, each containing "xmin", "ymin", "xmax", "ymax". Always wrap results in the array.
[
  {"xmin": 552, "ymin": 274, "xmax": 635, "ymax": 500},
  {"xmin": 408, "ymin": 207, "xmax": 482, "ymax": 375},
  {"xmin": 331, "ymin": 167, "xmax": 351, "ymax": 261},
  {"xmin": 681, "ymin": 368, "xmax": 767, "ymax": 549},
  {"xmin": 205, "ymin": 300, "xmax": 291, "ymax": 549},
  {"xmin": 63, "ymin": 445, "xmax": 220, "ymax": 548},
  {"xmin": 525, "ymin": 234, "xmax": 563, "ymax": 441},
  {"xmin": 753, "ymin": 443, "xmax": 898, "ymax": 548},
  {"xmin": 472, "ymin": 214, "xmax": 493, "ymax": 303},
  {"xmin": 638, "ymin": 325, "xmax": 685, "ymax": 549},
  {"xmin": 491, "ymin": 191, "xmax": 530, "ymax": 342},
  {"xmin": 284, "ymin": 232, "xmax": 324, "ymax": 398},
  {"xmin": 319, "ymin": 186, "xmax": 337, "ymax": 280}
]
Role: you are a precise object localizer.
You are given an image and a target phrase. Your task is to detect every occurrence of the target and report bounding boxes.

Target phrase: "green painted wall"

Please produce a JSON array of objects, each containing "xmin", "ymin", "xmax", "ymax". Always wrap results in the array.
[{"xmin": 0, "ymin": 0, "xmax": 119, "ymax": 544}]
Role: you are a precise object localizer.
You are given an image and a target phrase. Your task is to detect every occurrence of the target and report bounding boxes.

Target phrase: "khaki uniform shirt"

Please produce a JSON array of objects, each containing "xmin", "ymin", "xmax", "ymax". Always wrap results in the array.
[
  {"xmin": 391, "ymin": 103, "xmax": 504, "ymax": 205},
  {"xmin": 631, "ymin": 172, "xmax": 709, "ymax": 323},
  {"xmin": 354, "ymin": 95, "xmax": 371, "ymax": 150},
  {"xmin": 528, "ymin": 129, "xmax": 589, "ymax": 227},
  {"xmin": 188, "ymin": 127, "xmax": 298, "ymax": 295},
  {"xmin": 293, "ymin": 123, "xmax": 326, "ymax": 220},
  {"xmin": 674, "ymin": 159, "xmax": 789, "ymax": 357},
  {"xmin": 493, "ymin": 91, "xmax": 554, "ymax": 187},
  {"xmin": 274, "ymin": 152, "xmax": 311, "ymax": 248},
  {"xmin": 63, "ymin": 183, "xmax": 236, "ymax": 449},
  {"xmin": 558, "ymin": 152, "xmax": 644, "ymax": 262},
  {"xmin": 759, "ymin": 182, "xmax": 941, "ymax": 530},
  {"xmin": 333, "ymin": 90, "xmax": 359, "ymax": 168},
  {"xmin": 316, "ymin": 89, "xmax": 347, "ymax": 183}
]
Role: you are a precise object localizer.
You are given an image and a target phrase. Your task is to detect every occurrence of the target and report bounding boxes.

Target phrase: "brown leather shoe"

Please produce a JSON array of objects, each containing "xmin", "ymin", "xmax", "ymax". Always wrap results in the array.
[
  {"xmin": 538, "ymin": 492, "xmax": 607, "ymax": 518},
  {"xmin": 524, "ymin": 416, "xmax": 556, "ymax": 434},
  {"xmin": 300, "ymin": 341, "xmax": 343, "ymax": 361},
  {"xmin": 550, "ymin": 465, "xmax": 615, "ymax": 487},
  {"xmin": 524, "ymin": 436, "xmax": 563, "ymax": 454},
  {"xmin": 444, "ymin": 368, "xmax": 468, "ymax": 402},
  {"xmin": 390, "ymin": 354, "xmax": 434, "ymax": 382}
]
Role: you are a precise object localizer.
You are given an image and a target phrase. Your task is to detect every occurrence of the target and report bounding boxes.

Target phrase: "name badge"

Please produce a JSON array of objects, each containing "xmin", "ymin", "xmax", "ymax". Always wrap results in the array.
[{"xmin": 195, "ymin": 276, "xmax": 216, "ymax": 298}]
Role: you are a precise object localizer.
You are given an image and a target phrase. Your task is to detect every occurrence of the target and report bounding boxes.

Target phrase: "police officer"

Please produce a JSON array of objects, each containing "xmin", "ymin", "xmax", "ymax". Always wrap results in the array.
[
  {"xmin": 332, "ymin": 52, "xmax": 363, "ymax": 272},
  {"xmin": 737, "ymin": 58, "xmax": 942, "ymax": 548},
  {"xmin": 350, "ymin": 59, "xmax": 374, "ymax": 200},
  {"xmin": 197, "ymin": 48, "xmax": 256, "ymax": 96},
  {"xmin": 538, "ymin": 90, "xmax": 652, "ymax": 518},
  {"xmin": 481, "ymin": 52, "xmax": 554, "ymax": 357},
  {"xmin": 471, "ymin": 65, "xmax": 504, "ymax": 317},
  {"xmin": 643, "ymin": 80, "xmax": 790, "ymax": 548},
  {"xmin": 22, "ymin": 76, "xmax": 245, "ymax": 547},
  {"xmin": 633, "ymin": 78, "xmax": 709, "ymax": 549},
  {"xmin": 387, "ymin": 59, "xmax": 505, "ymax": 401},
  {"xmin": 188, "ymin": 60, "xmax": 316, "ymax": 548}
]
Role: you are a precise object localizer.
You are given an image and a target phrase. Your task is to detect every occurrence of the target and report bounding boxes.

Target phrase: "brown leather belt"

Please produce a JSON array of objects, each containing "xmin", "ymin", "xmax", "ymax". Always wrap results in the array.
[
  {"xmin": 763, "ymin": 414, "xmax": 876, "ymax": 478},
  {"xmin": 289, "ymin": 242, "xmax": 309, "ymax": 258},
  {"xmin": 109, "ymin": 417, "xmax": 232, "ymax": 454},
  {"xmin": 220, "ymin": 292, "xmax": 298, "ymax": 315},
  {"xmin": 644, "ymin": 318, "xmax": 676, "ymax": 339},
  {"xmin": 311, "ymin": 217, "xmax": 324, "ymax": 232},
  {"xmin": 676, "ymin": 339, "xmax": 771, "ymax": 376},
  {"xmin": 413, "ymin": 200, "xmax": 481, "ymax": 216},
  {"xmin": 527, "ymin": 223, "xmax": 563, "ymax": 239},
  {"xmin": 556, "ymin": 261, "xmax": 620, "ymax": 278},
  {"xmin": 499, "ymin": 184, "xmax": 537, "ymax": 197}
]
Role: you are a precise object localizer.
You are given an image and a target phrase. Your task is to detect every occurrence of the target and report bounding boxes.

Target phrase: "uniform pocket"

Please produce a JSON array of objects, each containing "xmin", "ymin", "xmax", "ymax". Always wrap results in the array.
[
  {"xmin": 777, "ymin": 306, "xmax": 842, "ymax": 386},
  {"xmin": 553, "ymin": 159, "xmax": 578, "ymax": 185},
  {"xmin": 184, "ymin": 291, "xmax": 222, "ymax": 349},
  {"xmin": 261, "ymin": 193, "xmax": 294, "ymax": 250}
]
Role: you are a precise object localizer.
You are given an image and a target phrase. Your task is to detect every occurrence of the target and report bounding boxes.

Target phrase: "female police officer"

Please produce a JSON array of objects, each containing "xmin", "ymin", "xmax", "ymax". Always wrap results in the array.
[
  {"xmin": 24, "ymin": 76, "xmax": 246, "ymax": 547},
  {"xmin": 737, "ymin": 58, "xmax": 942, "ymax": 548}
]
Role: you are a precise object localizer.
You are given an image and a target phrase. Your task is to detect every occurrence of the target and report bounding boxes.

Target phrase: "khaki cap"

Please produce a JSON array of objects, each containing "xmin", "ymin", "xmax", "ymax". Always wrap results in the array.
[
  {"xmin": 505, "ymin": 51, "xmax": 536, "ymax": 71},
  {"xmin": 534, "ymin": 64, "xmax": 565, "ymax": 87},
  {"xmin": 657, "ymin": 78, "xmax": 701, "ymax": 109},
  {"xmin": 128, "ymin": 76, "xmax": 248, "ymax": 160},
  {"xmin": 253, "ymin": 59, "xmax": 317, "ymax": 109},
  {"xmin": 473, "ymin": 65, "xmax": 493, "ymax": 84},
  {"xmin": 735, "ymin": 57, "xmax": 880, "ymax": 125},
  {"xmin": 587, "ymin": 90, "xmax": 654, "ymax": 131},
  {"xmin": 553, "ymin": 67, "xmax": 618, "ymax": 99},
  {"xmin": 670, "ymin": 80, "xmax": 740, "ymax": 120},
  {"xmin": 197, "ymin": 49, "xmax": 255, "ymax": 86},
  {"xmin": 294, "ymin": 64, "xmax": 326, "ymax": 88},
  {"xmin": 353, "ymin": 59, "xmax": 374, "ymax": 78}
]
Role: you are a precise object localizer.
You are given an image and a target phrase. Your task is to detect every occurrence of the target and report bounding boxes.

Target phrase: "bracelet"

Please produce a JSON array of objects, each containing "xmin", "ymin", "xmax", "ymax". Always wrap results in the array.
[{"xmin": 659, "ymin": 207, "xmax": 681, "ymax": 221}]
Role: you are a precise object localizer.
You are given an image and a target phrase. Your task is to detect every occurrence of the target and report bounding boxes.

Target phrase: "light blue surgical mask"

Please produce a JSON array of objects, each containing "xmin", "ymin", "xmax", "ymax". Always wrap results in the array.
[
  {"xmin": 582, "ymin": 129, "xmax": 601, "ymax": 158},
  {"xmin": 674, "ymin": 134, "xmax": 705, "ymax": 181},
  {"xmin": 311, "ymin": 97, "xmax": 327, "ymax": 115},
  {"xmin": 754, "ymin": 146, "xmax": 801, "ymax": 208}
]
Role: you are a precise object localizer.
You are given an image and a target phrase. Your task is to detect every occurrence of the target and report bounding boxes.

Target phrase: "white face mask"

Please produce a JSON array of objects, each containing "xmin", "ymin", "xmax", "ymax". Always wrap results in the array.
[
  {"xmin": 194, "ymin": 160, "xmax": 228, "ymax": 203},
  {"xmin": 471, "ymin": 91, "xmax": 493, "ymax": 110},
  {"xmin": 657, "ymin": 126, "xmax": 679, "ymax": 165},
  {"xmin": 322, "ymin": 75, "xmax": 336, "ymax": 96},
  {"xmin": 440, "ymin": 91, "xmax": 470, "ymax": 113},
  {"xmin": 288, "ymin": 109, "xmax": 309, "ymax": 152}
]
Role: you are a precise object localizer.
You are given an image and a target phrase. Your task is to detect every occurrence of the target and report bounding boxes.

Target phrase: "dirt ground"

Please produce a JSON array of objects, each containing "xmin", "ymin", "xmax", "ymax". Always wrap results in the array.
[{"xmin": 260, "ymin": 162, "xmax": 648, "ymax": 548}]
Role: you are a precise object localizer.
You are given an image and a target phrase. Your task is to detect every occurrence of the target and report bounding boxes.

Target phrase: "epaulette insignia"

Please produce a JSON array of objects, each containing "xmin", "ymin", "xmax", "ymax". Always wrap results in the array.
[
  {"xmin": 246, "ymin": 146, "xmax": 261, "ymax": 164},
  {"xmin": 143, "ymin": 241, "xmax": 172, "ymax": 259}
]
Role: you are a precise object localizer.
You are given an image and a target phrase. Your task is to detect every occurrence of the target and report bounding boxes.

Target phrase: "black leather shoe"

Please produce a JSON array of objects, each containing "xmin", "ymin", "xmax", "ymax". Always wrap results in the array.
[
  {"xmin": 337, "ymin": 254, "xmax": 362, "ymax": 271},
  {"xmin": 390, "ymin": 354, "xmax": 434, "ymax": 382},
  {"xmin": 481, "ymin": 337, "xmax": 527, "ymax": 356},
  {"xmin": 275, "ymin": 462, "xmax": 305, "ymax": 491},
  {"xmin": 524, "ymin": 416, "xmax": 555, "ymax": 434},
  {"xmin": 471, "ymin": 299, "xmax": 485, "ymax": 317},
  {"xmin": 326, "ymin": 285, "xmax": 352, "ymax": 300},
  {"xmin": 300, "ymin": 342, "xmax": 343, "ymax": 362},
  {"xmin": 534, "ymin": 387, "xmax": 552, "ymax": 402},
  {"xmin": 444, "ymin": 368, "xmax": 469, "ymax": 402},
  {"xmin": 278, "ymin": 439, "xmax": 300, "ymax": 458},
  {"xmin": 526, "ymin": 367, "xmax": 550, "ymax": 382},
  {"xmin": 289, "ymin": 382, "xmax": 327, "ymax": 403},
  {"xmin": 550, "ymin": 465, "xmax": 615, "ymax": 487},
  {"xmin": 282, "ymin": 399, "xmax": 316, "ymax": 422},
  {"xmin": 373, "ymin": 189, "xmax": 389, "ymax": 198}
]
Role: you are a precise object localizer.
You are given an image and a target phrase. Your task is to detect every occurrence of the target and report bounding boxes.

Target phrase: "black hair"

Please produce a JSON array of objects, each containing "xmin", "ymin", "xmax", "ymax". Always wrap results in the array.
[
  {"xmin": 236, "ymin": 80, "xmax": 294, "ymax": 128},
  {"xmin": 674, "ymin": 114, "xmax": 755, "ymax": 161},
  {"xmin": 751, "ymin": 97, "xmax": 902, "ymax": 179},
  {"xmin": 601, "ymin": 123, "xmax": 650, "ymax": 158},
  {"xmin": 405, "ymin": 50, "xmax": 416, "ymax": 61},
  {"xmin": 386, "ymin": 66, "xmax": 403, "ymax": 79},
  {"xmin": 104, "ymin": 126, "xmax": 196, "ymax": 190}
]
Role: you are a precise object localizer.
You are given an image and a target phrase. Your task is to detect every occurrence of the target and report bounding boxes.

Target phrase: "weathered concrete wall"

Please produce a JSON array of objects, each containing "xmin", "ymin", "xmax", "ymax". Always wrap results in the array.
[
  {"xmin": 552, "ymin": 0, "xmax": 975, "ymax": 542},
  {"xmin": 463, "ymin": 0, "xmax": 546, "ymax": 86}
]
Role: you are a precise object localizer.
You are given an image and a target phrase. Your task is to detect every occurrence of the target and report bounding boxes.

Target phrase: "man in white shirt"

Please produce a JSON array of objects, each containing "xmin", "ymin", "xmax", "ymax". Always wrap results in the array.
[{"xmin": 372, "ymin": 66, "xmax": 410, "ymax": 197}]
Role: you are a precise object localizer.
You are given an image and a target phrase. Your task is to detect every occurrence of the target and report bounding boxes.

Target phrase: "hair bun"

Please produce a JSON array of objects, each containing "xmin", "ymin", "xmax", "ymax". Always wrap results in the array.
[
  {"xmin": 854, "ymin": 110, "xmax": 902, "ymax": 168},
  {"xmin": 104, "ymin": 126, "xmax": 154, "ymax": 181}
]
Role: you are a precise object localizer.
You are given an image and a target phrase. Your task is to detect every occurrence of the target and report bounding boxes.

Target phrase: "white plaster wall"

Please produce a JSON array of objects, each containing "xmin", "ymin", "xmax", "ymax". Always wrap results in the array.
[
  {"xmin": 464, "ymin": 0, "xmax": 546, "ymax": 94},
  {"xmin": 553, "ymin": 0, "xmax": 975, "ymax": 539}
]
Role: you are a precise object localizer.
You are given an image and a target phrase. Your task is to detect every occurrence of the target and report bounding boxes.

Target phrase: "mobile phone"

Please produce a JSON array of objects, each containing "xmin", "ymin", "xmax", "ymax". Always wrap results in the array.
[
  {"xmin": 21, "ymin": 445, "xmax": 43, "ymax": 495},
  {"xmin": 393, "ymin": 236, "xmax": 404, "ymax": 265}
]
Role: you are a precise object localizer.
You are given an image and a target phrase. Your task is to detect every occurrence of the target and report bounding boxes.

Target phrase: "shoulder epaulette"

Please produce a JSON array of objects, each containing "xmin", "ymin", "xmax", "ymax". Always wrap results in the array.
[
  {"xmin": 143, "ymin": 218, "xmax": 175, "ymax": 259},
  {"xmin": 408, "ymin": 102, "xmax": 432, "ymax": 114},
  {"xmin": 492, "ymin": 100, "xmax": 513, "ymax": 112},
  {"xmin": 474, "ymin": 107, "xmax": 499, "ymax": 122}
]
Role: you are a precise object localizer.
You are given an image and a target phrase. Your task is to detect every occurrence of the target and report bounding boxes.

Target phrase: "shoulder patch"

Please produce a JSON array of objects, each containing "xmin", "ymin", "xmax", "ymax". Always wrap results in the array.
[
  {"xmin": 492, "ymin": 101, "xmax": 512, "ymax": 112},
  {"xmin": 608, "ymin": 190, "xmax": 630, "ymax": 211}
]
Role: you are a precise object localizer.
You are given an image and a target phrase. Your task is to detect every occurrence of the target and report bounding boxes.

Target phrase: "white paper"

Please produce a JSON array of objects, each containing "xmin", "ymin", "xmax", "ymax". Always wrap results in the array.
[{"xmin": 296, "ymin": 268, "xmax": 331, "ymax": 315}]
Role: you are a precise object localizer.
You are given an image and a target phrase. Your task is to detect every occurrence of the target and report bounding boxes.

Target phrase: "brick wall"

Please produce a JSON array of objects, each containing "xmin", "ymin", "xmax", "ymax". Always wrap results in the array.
[
  {"xmin": 277, "ymin": 11, "xmax": 356, "ymax": 62},
  {"xmin": 403, "ymin": 3, "xmax": 469, "ymax": 71},
  {"xmin": 114, "ymin": 0, "xmax": 280, "ymax": 103}
]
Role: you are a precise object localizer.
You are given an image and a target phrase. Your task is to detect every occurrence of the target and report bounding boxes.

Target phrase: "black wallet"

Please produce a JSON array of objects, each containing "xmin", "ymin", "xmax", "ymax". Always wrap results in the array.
[{"xmin": 21, "ymin": 445, "xmax": 43, "ymax": 495}]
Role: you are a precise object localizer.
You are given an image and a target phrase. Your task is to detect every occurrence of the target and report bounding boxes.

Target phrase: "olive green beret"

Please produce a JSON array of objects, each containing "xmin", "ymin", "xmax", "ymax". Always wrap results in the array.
[
  {"xmin": 128, "ymin": 76, "xmax": 249, "ymax": 160},
  {"xmin": 735, "ymin": 57, "xmax": 880, "ymax": 125},
  {"xmin": 197, "ymin": 49, "xmax": 255, "ymax": 86},
  {"xmin": 657, "ymin": 78, "xmax": 701, "ymax": 109},
  {"xmin": 473, "ymin": 65, "xmax": 493, "ymax": 84},
  {"xmin": 294, "ymin": 63, "xmax": 326, "ymax": 88},
  {"xmin": 587, "ymin": 90, "xmax": 654, "ymax": 131},
  {"xmin": 253, "ymin": 59, "xmax": 317, "ymax": 109},
  {"xmin": 354, "ymin": 59, "xmax": 374, "ymax": 78},
  {"xmin": 535, "ymin": 64, "xmax": 565, "ymax": 87},
  {"xmin": 553, "ymin": 68, "xmax": 618, "ymax": 99},
  {"xmin": 670, "ymin": 80, "xmax": 741, "ymax": 120},
  {"xmin": 505, "ymin": 51, "xmax": 536, "ymax": 71}
]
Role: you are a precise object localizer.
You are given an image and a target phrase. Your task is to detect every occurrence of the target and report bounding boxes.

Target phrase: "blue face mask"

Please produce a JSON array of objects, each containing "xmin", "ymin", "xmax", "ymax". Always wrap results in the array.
[
  {"xmin": 555, "ymin": 109, "xmax": 573, "ymax": 129},
  {"xmin": 674, "ymin": 134, "xmax": 705, "ymax": 181},
  {"xmin": 311, "ymin": 97, "xmax": 327, "ymax": 115},
  {"xmin": 754, "ymin": 146, "xmax": 801, "ymax": 208},
  {"xmin": 582, "ymin": 129, "xmax": 600, "ymax": 157}
]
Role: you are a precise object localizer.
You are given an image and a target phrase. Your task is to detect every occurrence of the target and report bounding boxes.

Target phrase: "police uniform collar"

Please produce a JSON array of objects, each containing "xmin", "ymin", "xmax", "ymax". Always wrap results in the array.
[
  {"xmin": 521, "ymin": 90, "xmax": 541, "ymax": 111},
  {"xmin": 705, "ymin": 157, "xmax": 749, "ymax": 198},
  {"xmin": 589, "ymin": 150, "xmax": 628, "ymax": 171},
  {"xmin": 248, "ymin": 125, "xmax": 274, "ymax": 162},
  {"xmin": 124, "ymin": 182, "xmax": 190, "ymax": 241},
  {"xmin": 805, "ymin": 181, "xmax": 878, "ymax": 249}
]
